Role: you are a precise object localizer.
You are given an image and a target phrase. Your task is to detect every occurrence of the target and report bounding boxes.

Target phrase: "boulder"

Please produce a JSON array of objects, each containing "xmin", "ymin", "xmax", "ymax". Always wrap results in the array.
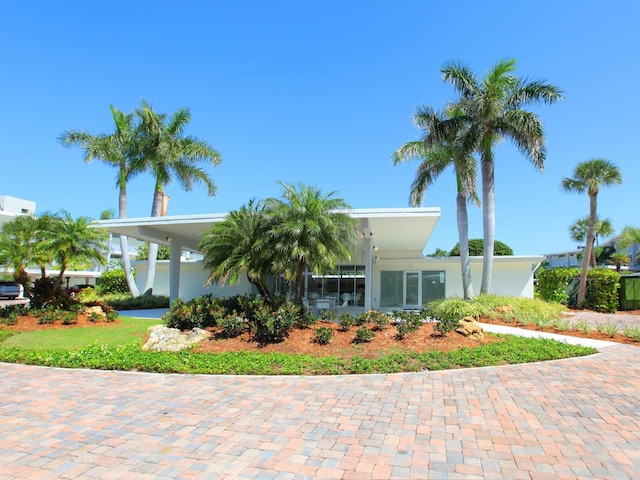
[
  {"xmin": 143, "ymin": 325, "xmax": 210, "ymax": 352},
  {"xmin": 455, "ymin": 316, "xmax": 484, "ymax": 340},
  {"xmin": 85, "ymin": 306, "xmax": 106, "ymax": 320}
]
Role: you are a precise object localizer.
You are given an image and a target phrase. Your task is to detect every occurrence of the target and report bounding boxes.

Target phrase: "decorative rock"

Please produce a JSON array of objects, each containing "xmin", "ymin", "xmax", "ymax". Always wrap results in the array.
[
  {"xmin": 142, "ymin": 325, "xmax": 210, "ymax": 352},
  {"xmin": 85, "ymin": 306, "xmax": 106, "ymax": 320},
  {"xmin": 455, "ymin": 316, "xmax": 484, "ymax": 340}
]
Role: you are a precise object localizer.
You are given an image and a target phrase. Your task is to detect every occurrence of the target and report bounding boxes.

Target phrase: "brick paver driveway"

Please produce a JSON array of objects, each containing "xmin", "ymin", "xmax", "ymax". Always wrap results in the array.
[{"xmin": 1, "ymin": 344, "xmax": 639, "ymax": 479}]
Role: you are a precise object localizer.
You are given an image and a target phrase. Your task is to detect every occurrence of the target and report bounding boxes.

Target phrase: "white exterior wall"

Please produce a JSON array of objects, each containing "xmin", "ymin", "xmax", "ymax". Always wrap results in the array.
[
  {"xmin": 0, "ymin": 196, "xmax": 36, "ymax": 215},
  {"xmin": 134, "ymin": 256, "xmax": 539, "ymax": 305},
  {"xmin": 134, "ymin": 260, "xmax": 253, "ymax": 301}
]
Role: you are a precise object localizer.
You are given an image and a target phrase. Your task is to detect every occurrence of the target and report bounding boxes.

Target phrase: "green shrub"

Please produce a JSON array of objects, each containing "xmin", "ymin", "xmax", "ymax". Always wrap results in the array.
[
  {"xmin": 537, "ymin": 268, "xmax": 580, "ymax": 304},
  {"xmin": 353, "ymin": 326, "xmax": 375, "ymax": 343},
  {"xmin": 97, "ymin": 269, "xmax": 131, "ymax": 295},
  {"xmin": 250, "ymin": 303, "xmax": 295, "ymax": 345},
  {"xmin": 220, "ymin": 315, "xmax": 246, "ymax": 338},
  {"xmin": 339, "ymin": 313, "xmax": 355, "ymax": 331},
  {"xmin": 595, "ymin": 322, "xmax": 619, "ymax": 337},
  {"xmin": 572, "ymin": 320, "xmax": 591, "ymax": 334},
  {"xmin": 314, "ymin": 327, "xmax": 333, "ymax": 345},
  {"xmin": 61, "ymin": 311, "xmax": 78, "ymax": 325},
  {"xmin": 433, "ymin": 317, "xmax": 459, "ymax": 336},
  {"xmin": 583, "ymin": 269, "xmax": 620, "ymax": 313}
]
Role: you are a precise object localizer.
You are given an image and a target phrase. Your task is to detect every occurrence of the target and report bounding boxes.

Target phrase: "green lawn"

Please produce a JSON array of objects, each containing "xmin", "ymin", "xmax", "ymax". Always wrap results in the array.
[
  {"xmin": 0, "ymin": 315, "xmax": 597, "ymax": 375},
  {"xmin": 0, "ymin": 316, "xmax": 160, "ymax": 351}
]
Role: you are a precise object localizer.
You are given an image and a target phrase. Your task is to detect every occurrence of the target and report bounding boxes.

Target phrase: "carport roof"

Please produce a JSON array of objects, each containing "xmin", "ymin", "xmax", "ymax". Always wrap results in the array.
[{"xmin": 95, "ymin": 207, "xmax": 441, "ymax": 254}]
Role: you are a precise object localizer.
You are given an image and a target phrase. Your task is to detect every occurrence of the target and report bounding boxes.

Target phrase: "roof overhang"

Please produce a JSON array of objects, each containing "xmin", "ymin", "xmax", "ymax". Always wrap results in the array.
[{"xmin": 95, "ymin": 207, "xmax": 441, "ymax": 254}]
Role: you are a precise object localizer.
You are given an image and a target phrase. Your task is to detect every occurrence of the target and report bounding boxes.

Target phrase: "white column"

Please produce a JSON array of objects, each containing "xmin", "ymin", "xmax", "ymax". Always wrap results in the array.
[
  {"xmin": 169, "ymin": 240, "xmax": 181, "ymax": 303},
  {"xmin": 364, "ymin": 236, "xmax": 373, "ymax": 311}
]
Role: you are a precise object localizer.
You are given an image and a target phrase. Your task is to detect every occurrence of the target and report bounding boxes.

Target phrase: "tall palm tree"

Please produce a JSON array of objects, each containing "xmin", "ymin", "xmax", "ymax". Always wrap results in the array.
[
  {"xmin": 49, "ymin": 212, "xmax": 109, "ymax": 290},
  {"xmin": 133, "ymin": 100, "xmax": 222, "ymax": 294},
  {"xmin": 442, "ymin": 59, "xmax": 563, "ymax": 294},
  {"xmin": 569, "ymin": 215, "xmax": 613, "ymax": 267},
  {"xmin": 199, "ymin": 200, "xmax": 274, "ymax": 300},
  {"xmin": 59, "ymin": 106, "xmax": 141, "ymax": 297},
  {"xmin": 561, "ymin": 159, "xmax": 622, "ymax": 308},
  {"xmin": 264, "ymin": 182, "xmax": 359, "ymax": 304},
  {"xmin": 392, "ymin": 106, "xmax": 479, "ymax": 299}
]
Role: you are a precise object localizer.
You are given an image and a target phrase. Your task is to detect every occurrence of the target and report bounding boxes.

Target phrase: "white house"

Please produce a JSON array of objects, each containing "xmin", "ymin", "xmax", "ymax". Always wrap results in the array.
[{"xmin": 97, "ymin": 207, "xmax": 542, "ymax": 310}]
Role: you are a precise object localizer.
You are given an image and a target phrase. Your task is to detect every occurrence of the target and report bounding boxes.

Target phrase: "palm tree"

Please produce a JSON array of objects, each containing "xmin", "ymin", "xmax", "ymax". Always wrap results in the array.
[
  {"xmin": 392, "ymin": 106, "xmax": 478, "ymax": 299},
  {"xmin": 0, "ymin": 215, "xmax": 41, "ymax": 290},
  {"xmin": 442, "ymin": 59, "xmax": 563, "ymax": 294},
  {"xmin": 618, "ymin": 226, "xmax": 640, "ymax": 250},
  {"xmin": 264, "ymin": 182, "xmax": 359, "ymax": 304},
  {"xmin": 561, "ymin": 159, "xmax": 622, "ymax": 308},
  {"xmin": 199, "ymin": 200, "xmax": 274, "ymax": 300},
  {"xmin": 133, "ymin": 100, "xmax": 222, "ymax": 294},
  {"xmin": 59, "ymin": 106, "xmax": 141, "ymax": 297},
  {"xmin": 569, "ymin": 215, "xmax": 614, "ymax": 267},
  {"xmin": 49, "ymin": 212, "xmax": 109, "ymax": 290}
]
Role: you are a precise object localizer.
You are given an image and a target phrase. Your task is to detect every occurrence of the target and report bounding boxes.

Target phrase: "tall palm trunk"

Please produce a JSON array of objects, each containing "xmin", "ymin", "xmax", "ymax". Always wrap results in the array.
[
  {"xmin": 293, "ymin": 259, "xmax": 306, "ymax": 304},
  {"xmin": 142, "ymin": 187, "xmax": 163, "ymax": 294},
  {"xmin": 577, "ymin": 194, "xmax": 597, "ymax": 308},
  {"xmin": 456, "ymin": 185, "xmax": 474, "ymax": 299},
  {"xmin": 480, "ymin": 151, "xmax": 495, "ymax": 295},
  {"xmin": 118, "ymin": 177, "xmax": 140, "ymax": 297}
]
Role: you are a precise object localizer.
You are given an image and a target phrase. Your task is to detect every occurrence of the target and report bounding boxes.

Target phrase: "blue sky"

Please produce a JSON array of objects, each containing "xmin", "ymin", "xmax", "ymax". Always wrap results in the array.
[{"xmin": 1, "ymin": 1, "xmax": 638, "ymax": 255}]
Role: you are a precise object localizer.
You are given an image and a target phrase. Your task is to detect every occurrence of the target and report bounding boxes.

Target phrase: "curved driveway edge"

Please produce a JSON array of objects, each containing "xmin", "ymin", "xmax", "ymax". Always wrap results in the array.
[{"xmin": 1, "ymin": 344, "xmax": 639, "ymax": 479}]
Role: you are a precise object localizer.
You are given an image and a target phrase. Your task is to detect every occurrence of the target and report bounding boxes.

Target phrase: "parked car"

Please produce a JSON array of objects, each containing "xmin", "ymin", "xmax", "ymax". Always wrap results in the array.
[{"xmin": 0, "ymin": 281, "xmax": 22, "ymax": 299}]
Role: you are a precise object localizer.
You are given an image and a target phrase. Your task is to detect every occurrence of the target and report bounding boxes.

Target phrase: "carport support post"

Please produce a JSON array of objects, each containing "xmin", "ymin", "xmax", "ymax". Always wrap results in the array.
[{"xmin": 169, "ymin": 240, "xmax": 181, "ymax": 303}]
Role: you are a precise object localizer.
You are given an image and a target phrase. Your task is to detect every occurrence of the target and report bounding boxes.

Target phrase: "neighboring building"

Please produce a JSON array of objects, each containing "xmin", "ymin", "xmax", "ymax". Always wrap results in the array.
[
  {"xmin": 0, "ymin": 195, "xmax": 36, "ymax": 228},
  {"xmin": 98, "ymin": 208, "xmax": 543, "ymax": 310},
  {"xmin": 544, "ymin": 238, "xmax": 640, "ymax": 272}
]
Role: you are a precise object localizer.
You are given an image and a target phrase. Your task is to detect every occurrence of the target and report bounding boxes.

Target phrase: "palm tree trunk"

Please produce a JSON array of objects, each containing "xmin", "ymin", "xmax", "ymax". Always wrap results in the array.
[
  {"xmin": 456, "ymin": 190, "xmax": 474, "ymax": 300},
  {"xmin": 294, "ymin": 259, "xmax": 306, "ymax": 304},
  {"xmin": 480, "ymin": 156, "xmax": 495, "ymax": 295},
  {"xmin": 577, "ymin": 194, "xmax": 597, "ymax": 308},
  {"xmin": 142, "ymin": 188, "xmax": 163, "ymax": 294},
  {"xmin": 118, "ymin": 181, "xmax": 140, "ymax": 297}
]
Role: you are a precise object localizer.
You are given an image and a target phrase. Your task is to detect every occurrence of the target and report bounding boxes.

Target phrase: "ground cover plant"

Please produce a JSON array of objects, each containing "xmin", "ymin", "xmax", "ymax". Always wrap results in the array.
[{"xmin": 1, "ymin": 294, "xmax": 637, "ymax": 375}]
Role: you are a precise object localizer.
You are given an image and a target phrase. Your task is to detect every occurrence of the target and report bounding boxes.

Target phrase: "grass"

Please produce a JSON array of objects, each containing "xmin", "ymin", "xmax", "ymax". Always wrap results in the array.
[
  {"xmin": 0, "ymin": 334, "xmax": 595, "ymax": 375},
  {"xmin": 0, "ymin": 316, "xmax": 159, "ymax": 351},
  {"xmin": 0, "ymin": 312, "xmax": 597, "ymax": 375}
]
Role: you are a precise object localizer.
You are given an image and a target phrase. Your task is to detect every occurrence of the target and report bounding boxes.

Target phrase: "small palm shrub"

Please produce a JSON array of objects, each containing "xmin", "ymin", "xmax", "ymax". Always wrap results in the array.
[{"xmin": 314, "ymin": 327, "xmax": 333, "ymax": 345}]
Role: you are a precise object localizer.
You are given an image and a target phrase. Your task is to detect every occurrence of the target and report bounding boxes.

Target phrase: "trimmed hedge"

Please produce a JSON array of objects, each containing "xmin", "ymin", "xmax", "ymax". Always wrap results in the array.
[{"xmin": 537, "ymin": 267, "xmax": 621, "ymax": 313}]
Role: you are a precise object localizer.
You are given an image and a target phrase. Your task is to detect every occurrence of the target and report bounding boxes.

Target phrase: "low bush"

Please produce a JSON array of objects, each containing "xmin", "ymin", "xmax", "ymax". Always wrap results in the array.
[
  {"xmin": 97, "ymin": 269, "xmax": 130, "ymax": 295},
  {"xmin": 353, "ymin": 326, "xmax": 375, "ymax": 343},
  {"xmin": 219, "ymin": 315, "xmax": 246, "ymax": 338},
  {"xmin": 339, "ymin": 313, "xmax": 355, "ymax": 331},
  {"xmin": 314, "ymin": 327, "xmax": 333, "ymax": 345}
]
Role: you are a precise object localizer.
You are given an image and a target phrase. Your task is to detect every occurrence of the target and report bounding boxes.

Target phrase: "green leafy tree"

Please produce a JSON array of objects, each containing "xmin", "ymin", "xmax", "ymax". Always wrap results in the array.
[
  {"xmin": 561, "ymin": 159, "xmax": 622, "ymax": 308},
  {"xmin": 136, "ymin": 242, "xmax": 171, "ymax": 261},
  {"xmin": 264, "ymin": 182, "xmax": 359, "ymax": 304},
  {"xmin": 59, "ymin": 106, "xmax": 141, "ymax": 297},
  {"xmin": 133, "ymin": 100, "xmax": 222, "ymax": 294},
  {"xmin": 0, "ymin": 215, "xmax": 41, "ymax": 290},
  {"xmin": 441, "ymin": 59, "xmax": 562, "ymax": 294},
  {"xmin": 392, "ymin": 106, "xmax": 478, "ymax": 299},
  {"xmin": 569, "ymin": 215, "xmax": 614, "ymax": 266},
  {"xmin": 450, "ymin": 239, "xmax": 513, "ymax": 256},
  {"xmin": 618, "ymin": 226, "xmax": 640, "ymax": 250},
  {"xmin": 427, "ymin": 248, "xmax": 450, "ymax": 258},
  {"xmin": 200, "ymin": 200, "xmax": 274, "ymax": 300}
]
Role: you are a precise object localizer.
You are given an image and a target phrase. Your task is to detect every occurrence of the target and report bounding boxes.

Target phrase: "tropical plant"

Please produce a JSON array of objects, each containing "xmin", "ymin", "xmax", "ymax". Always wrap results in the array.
[
  {"xmin": 561, "ymin": 159, "xmax": 622, "ymax": 307},
  {"xmin": 617, "ymin": 226, "xmax": 640, "ymax": 250},
  {"xmin": 0, "ymin": 214, "xmax": 43, "ymax": 290},
  {"xmin": 449, "ymin": 239, "xmax": 513, "ymax": 256},
  {"xmin": 264, "ymin": 182, "xmax": 359, "ymax": 304},
  {"xmin": 59, "ymin": 105, "xmax": 141, "ymax": 297},
  {"xmin": 569, "ymin": 215, "xmax": 613, "ymax": 266},
  {"xmin": 132, "ymin": 100, "xmax": 222, "ymax": 294},
  {"xmin": 136, "ymin": 242, "xmax": 171, "ymax": 261},
  {"xmin": 199, "ymin": 200, "xmax": 274, "ymax": 300},
  {"xmin": 49, "ymin": 212, "xmax": 108, "ymax": 290},
  {"xmin": 392, "ymin": 106, "xmax": 478, "ymax": 299},
  {"xmin": 608, "ymin": 253, "xmax": 629, "ymax": 272},
  {"xmin": 441, "ymin": 58, "xmax": 562, "ymax": 294}
]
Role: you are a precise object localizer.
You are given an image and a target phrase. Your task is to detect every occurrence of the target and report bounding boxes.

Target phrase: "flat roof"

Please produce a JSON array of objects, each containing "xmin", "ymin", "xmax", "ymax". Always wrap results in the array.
[{"xmin": 96, "ymin": 207, "xmax": 441, "ymax": 253}]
